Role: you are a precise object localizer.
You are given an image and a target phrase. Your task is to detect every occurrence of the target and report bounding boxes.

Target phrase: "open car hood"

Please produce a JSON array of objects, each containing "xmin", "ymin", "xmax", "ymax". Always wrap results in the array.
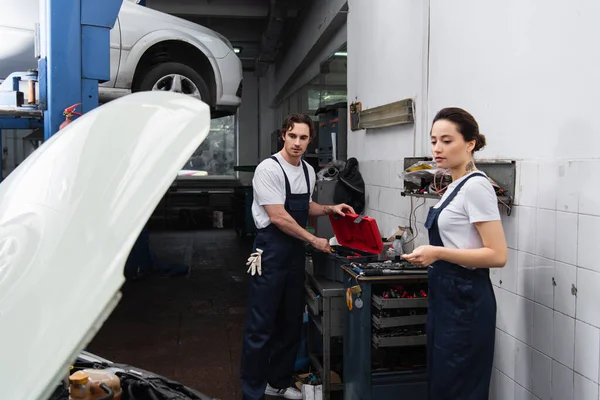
[{"xmin": 0, "ymin": 91, "xmax": 211, "ymax": 400}]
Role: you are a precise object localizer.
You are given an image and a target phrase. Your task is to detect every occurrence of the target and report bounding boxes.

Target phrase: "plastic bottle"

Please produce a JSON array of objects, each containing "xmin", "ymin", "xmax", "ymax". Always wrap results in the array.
[
  {"xmin": 393, "ymin": 235, "xmax": 404, "ymax": 260},
  {"xmin": 69, "ymin": 369, "xmax": 122, "ymax": 400},
  {"xmin": 69, "ymin": 371, "xmax": 90, "ymax": 400},
  {"xmin": 401, "ymin": 229, "xmax": 415, "ymax": 254}
]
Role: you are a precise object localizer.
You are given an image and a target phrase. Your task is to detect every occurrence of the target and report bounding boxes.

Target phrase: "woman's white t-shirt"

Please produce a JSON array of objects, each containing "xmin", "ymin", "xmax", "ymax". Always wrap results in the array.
[{"xmin": 433, "ymin": 171, "xmax": 501, "ymax": 268}]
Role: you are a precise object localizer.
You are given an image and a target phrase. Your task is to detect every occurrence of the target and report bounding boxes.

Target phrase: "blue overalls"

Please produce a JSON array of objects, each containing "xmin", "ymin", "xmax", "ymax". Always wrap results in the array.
[
  {"xmin": 424, "ymin": 172, "xmax": 496, "ymax": 400},
  {"xmin": 240, "ymin": 156, "xmax": 310, "ymax": 400}
]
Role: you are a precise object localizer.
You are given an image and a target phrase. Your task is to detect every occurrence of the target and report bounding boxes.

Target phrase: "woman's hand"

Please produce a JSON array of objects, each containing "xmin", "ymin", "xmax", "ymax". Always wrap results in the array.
[{"xmin": 402, "ymin": 245, "xmax": 440, "ymax": 267}]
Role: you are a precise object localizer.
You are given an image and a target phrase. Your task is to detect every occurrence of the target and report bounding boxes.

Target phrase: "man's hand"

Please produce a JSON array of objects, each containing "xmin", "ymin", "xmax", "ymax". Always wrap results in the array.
[
  {"xmin": 402, "ymin": 245, "xmax": 440, "ymax": 267},
  {"xmin": 311, "ymin": 237, "xmax": 332, "ymax": 253},
  {"xmin": 326, "ymin": 203, "xmax": 355, "ymax": 216}
]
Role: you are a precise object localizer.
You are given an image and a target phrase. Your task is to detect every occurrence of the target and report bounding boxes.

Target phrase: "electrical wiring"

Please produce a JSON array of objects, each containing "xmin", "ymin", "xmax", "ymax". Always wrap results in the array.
[
  {"xmin": 404, "ymin": 198, "xmax": 426, "ymax": 248},
  {"xmin": 432, "ymin": 168, "xmax": 450, "ymax": 194},
  {"xmin": 497, "ymin": 196, "xmax": 513, "ymax": 216}
]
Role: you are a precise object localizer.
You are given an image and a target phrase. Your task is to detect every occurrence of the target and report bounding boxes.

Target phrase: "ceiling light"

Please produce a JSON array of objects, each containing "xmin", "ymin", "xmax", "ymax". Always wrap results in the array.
[
  {"xmin": 334, "ymin": 51, "xmax": 347, "ymax": 57},
  {"xmin": 233, "ymin": 47, "xmax": 241, "ymax": 54}
]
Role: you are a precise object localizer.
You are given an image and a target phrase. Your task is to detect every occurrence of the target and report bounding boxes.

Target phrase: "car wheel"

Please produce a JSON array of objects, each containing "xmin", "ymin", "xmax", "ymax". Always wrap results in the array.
[{"xmin": 138, "ymin": 62, "xmax": 210, "ymax": 103}]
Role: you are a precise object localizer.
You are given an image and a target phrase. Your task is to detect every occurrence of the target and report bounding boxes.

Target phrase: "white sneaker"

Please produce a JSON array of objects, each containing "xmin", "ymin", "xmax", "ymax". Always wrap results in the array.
[{"xmin": 264, "ymin": 383, "xmax": 303, "ymax": 399}]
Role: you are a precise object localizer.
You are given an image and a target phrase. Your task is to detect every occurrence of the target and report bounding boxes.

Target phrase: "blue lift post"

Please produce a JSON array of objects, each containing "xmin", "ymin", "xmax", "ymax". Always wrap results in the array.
[
  {"xmin": 43, "ymin": 0, "xmax": 123, "ymax": 137},
  {"xmin": 0, "ymin": 0, "xmax": 123, "ymax": 179}
]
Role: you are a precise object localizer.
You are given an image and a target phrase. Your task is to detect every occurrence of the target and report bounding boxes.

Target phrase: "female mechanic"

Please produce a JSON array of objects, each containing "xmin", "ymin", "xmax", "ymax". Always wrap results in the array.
[{"xmin": 402, "ymin": 107, "xmax": 508, "ymax": 399}]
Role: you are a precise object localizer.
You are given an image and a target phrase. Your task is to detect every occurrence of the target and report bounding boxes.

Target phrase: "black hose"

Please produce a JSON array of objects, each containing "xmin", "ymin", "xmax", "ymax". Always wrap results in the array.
[{"xmin": 98, "ymin": 383, "xmax": 114, "ymax": 400}]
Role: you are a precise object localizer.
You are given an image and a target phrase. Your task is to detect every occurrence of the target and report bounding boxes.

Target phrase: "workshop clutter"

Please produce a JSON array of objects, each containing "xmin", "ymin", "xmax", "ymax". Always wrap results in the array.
[
  {"xmin": 316, "ymin": 158, "xmax": 365, "ymax": 215},
  {"xmin": 401, "ymin": 159, "xmax": 506, "ymax": 197},
  {"xmin": 401, "ymin": 160, "xmax": 451, "ymax": 195}
]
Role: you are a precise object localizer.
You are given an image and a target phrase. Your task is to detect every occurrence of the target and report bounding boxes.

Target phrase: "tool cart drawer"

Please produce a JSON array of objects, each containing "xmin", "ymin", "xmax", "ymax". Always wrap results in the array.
[
  {"xmin": 372, "ymin": 314, "xmax": 427, "ymax": 329},
  {"xmin": 371, "ymin": 371, "xmax": 427, "ymax": 400},
  {"xmin": 372, "ymin": 294, "xmax": 428, "ymax": 309},
  {"xmin": 372, "ymin": 334, "xmax": 427, "ymax": 348},
  {"xmin": 304, "ymin": 283, "xmax": 322, "ymax": 315}
]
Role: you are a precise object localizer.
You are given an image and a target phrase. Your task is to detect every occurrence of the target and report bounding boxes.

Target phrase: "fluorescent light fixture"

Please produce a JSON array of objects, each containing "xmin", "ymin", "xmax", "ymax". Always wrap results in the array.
[
  {"xmin": 334, "ymin": 51, "xmax": 347, "ymax": 57},
  {"xmin": 233, "ymin": 47, "xmax": 241, "ymax": 54}
]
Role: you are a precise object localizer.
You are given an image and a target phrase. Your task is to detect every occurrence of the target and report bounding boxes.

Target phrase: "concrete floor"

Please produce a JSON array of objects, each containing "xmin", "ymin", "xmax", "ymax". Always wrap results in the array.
[{"xmin": 87, "ymin": 229, "xmax": 255, "ymax": 400}]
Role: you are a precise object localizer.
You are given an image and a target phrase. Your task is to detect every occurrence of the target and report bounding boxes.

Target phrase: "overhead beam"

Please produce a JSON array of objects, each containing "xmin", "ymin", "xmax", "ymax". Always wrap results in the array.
[
  {"xmin": 146, "ymin": 0, "xmax": 270, "ymax": 18},
  {"xmin": 255, "ymin": 0, "xmax": 288, "ymax": 76}
]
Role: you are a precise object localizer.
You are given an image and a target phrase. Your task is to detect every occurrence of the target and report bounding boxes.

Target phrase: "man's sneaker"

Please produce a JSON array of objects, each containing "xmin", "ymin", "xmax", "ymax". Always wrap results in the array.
[{"xmin": 264, "ymin": 383, "xmax": 302, "ymax": 399}]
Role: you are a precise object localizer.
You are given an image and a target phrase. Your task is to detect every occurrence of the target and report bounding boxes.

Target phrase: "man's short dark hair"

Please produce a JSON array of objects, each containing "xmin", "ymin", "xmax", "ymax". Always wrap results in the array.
[{"xmin": 280, "ymin": 113, "xmax": 316, "ymax": 140}]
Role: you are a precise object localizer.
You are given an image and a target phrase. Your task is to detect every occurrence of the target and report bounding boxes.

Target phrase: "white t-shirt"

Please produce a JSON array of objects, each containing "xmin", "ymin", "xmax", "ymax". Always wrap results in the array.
[
  {"xmin": 251, "ymin": 152, "xmax": 316, "ymax": 229},
  {"xmin": 434, "ymin": 171, "xmax": 500, "ymax": 268}
]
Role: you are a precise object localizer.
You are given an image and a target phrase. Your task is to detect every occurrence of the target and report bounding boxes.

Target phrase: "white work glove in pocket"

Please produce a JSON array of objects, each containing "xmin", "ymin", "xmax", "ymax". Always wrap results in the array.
[{"xmin": 246, "ymin": 248, "xmax": 263, "ymax": 276}]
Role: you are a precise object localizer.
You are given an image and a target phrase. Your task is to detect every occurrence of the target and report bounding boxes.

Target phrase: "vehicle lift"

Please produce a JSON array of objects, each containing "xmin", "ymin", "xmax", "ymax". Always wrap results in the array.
[{"xmin": 0, "ymin": 0, "xmax": 124, "ymax": 180}]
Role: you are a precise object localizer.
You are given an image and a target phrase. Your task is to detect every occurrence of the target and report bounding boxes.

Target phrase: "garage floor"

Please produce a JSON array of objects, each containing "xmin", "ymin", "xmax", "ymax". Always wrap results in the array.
[{"xmin": 87, "ymin": 229, "xmax": 255, "ymax": 400}]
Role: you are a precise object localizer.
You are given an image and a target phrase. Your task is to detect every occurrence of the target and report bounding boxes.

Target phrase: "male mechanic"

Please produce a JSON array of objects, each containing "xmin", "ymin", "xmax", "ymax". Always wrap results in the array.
[{"xmin": 240, "ymin": 113, "xmax": 354, "ymax": 400}]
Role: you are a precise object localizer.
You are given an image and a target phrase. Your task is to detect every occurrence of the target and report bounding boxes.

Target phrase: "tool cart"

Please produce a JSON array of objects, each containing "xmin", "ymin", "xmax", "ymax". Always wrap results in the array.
[
  {"xmin": 304, "ymin": 268, "xmax": 345, "ymax": 399},
  {"xmin": 341, "ymin": 264, "xmax": 428, "ymax": 400},
  {"xmin": 305, "ymin": 213, "xmax": 384, "ymax": 399}
]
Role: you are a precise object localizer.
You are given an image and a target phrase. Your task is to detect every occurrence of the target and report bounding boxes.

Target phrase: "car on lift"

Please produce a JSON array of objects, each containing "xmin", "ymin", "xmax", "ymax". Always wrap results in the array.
[{"xmin": 0, "ymin": 0, "xmax": 242, "ymax": 117}]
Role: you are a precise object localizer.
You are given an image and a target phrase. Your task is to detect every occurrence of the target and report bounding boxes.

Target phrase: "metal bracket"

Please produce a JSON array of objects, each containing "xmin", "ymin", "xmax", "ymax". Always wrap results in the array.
[{"xmin": 351, "ymin": 98, "xmax": 414, "ymax": 131}]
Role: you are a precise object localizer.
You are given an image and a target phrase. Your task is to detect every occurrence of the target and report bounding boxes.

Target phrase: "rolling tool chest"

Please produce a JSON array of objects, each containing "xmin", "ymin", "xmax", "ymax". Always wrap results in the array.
[
  {"xmin": 341, "ymin": 265, "xmax": 428, "ymax": 400},
  {"xmin": 306, "ymin": 213, "xmax": 429, "ymax": 399},
  {"xmin": 305, "ymin": 213, "xmax": 385, "ymax": 399}
]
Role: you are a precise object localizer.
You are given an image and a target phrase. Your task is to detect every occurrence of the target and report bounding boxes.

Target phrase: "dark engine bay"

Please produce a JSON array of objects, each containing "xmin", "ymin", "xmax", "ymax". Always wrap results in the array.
[{"xmin": 48, "ymin": 353, "xmax": 213, "ymax": 400}]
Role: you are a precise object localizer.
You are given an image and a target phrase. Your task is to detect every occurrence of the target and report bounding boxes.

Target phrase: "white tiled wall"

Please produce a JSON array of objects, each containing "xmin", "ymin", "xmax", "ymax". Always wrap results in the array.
[{"xmin": 361, "ymin": 159, "xmax": 600, "ymax": 399}]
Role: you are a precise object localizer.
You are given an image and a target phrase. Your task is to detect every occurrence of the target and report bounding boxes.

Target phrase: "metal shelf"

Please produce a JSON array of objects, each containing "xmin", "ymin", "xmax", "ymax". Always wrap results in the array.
[
  {"xmin": 401, "ymin": 191, "xmax": 512, "ymax": 205},
  {"xmin": 0, "ymin": 107, "xmax": 43, "ymax": 118}
]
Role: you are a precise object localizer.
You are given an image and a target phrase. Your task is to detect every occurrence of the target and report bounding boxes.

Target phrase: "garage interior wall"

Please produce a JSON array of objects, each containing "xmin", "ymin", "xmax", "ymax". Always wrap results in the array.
[
  {"xmin": 348, "ymin": 0, "xmax": 600, "ymax": 398},
  {"xmin": 260, "ymin": 0, "xmax": 347, "ymax": 157}
]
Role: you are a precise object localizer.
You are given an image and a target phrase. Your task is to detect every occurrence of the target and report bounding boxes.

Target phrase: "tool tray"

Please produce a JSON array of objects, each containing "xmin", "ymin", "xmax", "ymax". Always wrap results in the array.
[{"xmin": 312, "ymin": 245, "xmax": 377, "ymax": 282}]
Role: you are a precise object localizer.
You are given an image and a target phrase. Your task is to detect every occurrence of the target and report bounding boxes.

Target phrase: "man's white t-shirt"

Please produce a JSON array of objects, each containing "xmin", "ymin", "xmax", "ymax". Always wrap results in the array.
[
  {"xmin": 434, "ymin": 171, "xmax": 501, "ymax": 268},
  {"xmin": 251, "ymin": 152, "xmax": 316, "ymax": 229}
]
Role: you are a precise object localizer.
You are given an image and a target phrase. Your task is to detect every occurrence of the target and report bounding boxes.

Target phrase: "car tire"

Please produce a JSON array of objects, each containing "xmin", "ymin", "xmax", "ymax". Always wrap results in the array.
[{"xmin": 137, "ymin": 62, "xmax": 211, "ymax": 103}]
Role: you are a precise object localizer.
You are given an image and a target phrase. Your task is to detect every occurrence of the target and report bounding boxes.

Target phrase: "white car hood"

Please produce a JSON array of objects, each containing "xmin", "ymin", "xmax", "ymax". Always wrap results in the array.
[{"xmin": 0, "ymin": 91, "xmax": 210, "ymax": 400}]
